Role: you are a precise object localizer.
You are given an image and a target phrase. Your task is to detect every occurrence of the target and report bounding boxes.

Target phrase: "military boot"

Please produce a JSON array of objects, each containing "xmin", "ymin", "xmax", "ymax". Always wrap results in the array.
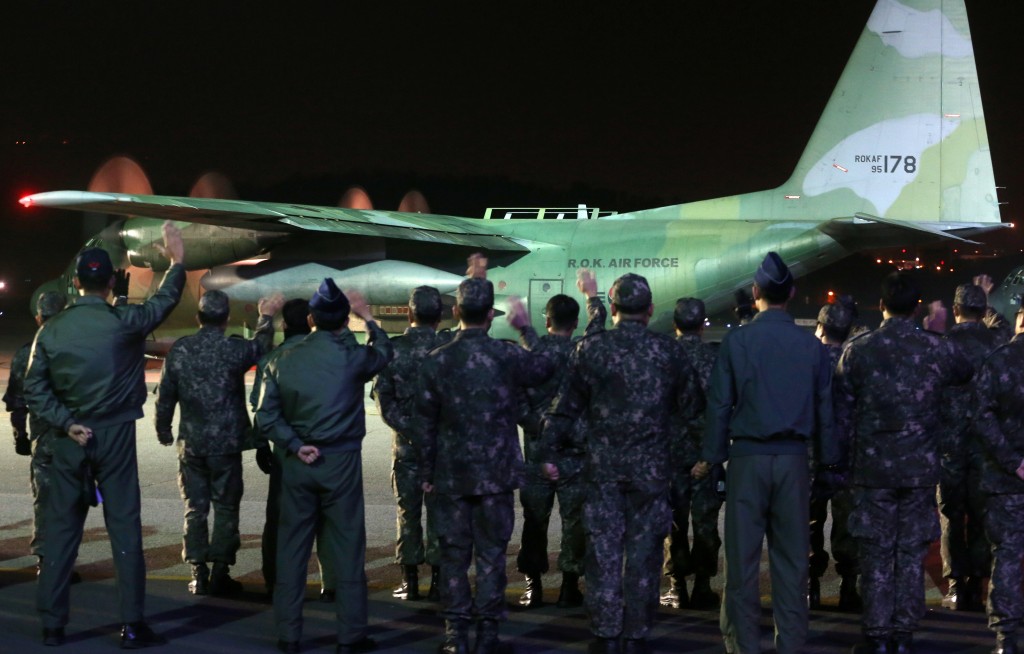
[
  {"xmin": 473, "ymin": 619, "xmax": 500, "ymax": 654},
  {"xmin": 428, "ymin": 566, "xmax": 441, "ymax": 602},
  {"xmin": 995, "ymin": 632, "xmax": 1019, "ymax": 654},
  {"xmin": 690, "ymin": 575, "xmax": 720, "ymax": 610},
  {"xmin": 393, "ymin": 564, "xmax": 422, "ymax": 601},
  {"xmin": 850, "ymin": 637, "xmax": 889, "ymax": 654},
  {"xmin": 659, "ymin": 577, "xmax": 687, "ymax": 609},
  {"xmin": 439, "ymin": 619, "xmax": 469, "ymax": 654},
  {"xmin": 942, "ymin": 577, "xmax": 962, "ymax": 610},
  {"xmin": 557, "ymin": 572, "xmax": 584, "ymax": 608},
  {"xmin": 808, "ymin": 576, "xmax": 822, "ymax": 610},
  {"xmin": 189, "ymin": 562, "xmax": 210, "ymax": 595},
  {"xmin": 519, "ymin": 574, "xmax": 543, "ymax": 608},
  {"xmin": 890, "ymin": 632, "xmax": 915, "ymax": 654},
  {"xmin": 839, "ymin": 575, "xmax": 863, "ymax": 612},
  {"xmin": 209, "ymin": 562, "xmax": 243, "ymax": 596},
  {"xmin": 588, "ymin": 637, "xmax": 622, "ymax": 654}
]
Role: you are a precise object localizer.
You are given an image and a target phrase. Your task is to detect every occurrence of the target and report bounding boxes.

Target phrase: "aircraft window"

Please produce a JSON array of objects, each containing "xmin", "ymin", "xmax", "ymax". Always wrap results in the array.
[{"xmin": 542, "ymin": 283, "xmax": 551, "ymax": 292}]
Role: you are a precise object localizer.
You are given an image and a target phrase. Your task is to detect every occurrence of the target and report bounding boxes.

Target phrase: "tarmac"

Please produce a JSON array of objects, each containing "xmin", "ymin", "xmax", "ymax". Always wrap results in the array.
[{"xmin": 0, "ymin": 317, "xmax": 1000, "ymax": 653}]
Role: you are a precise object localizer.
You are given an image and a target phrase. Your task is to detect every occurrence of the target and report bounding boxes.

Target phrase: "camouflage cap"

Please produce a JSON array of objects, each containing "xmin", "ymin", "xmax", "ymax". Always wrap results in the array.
[
  {"xmin": 673, "ymin": 297, "xmax": 706, "ymax": 330},
  {"xmin": 456, "ymin": 278, "xmax": 494, "ymax": 311},
  {"xmin": 75, "ymin": 247, "xmax": 114, "ymax": 283},
  {"xmin": 754, "ymin": 251, "xmax": 793, "ymax": 295},
  {"xmin": 309, "ymin": 278, "xmax": 350, "ymax": 316},
  {"xmin": 36, "ymin": 291, "xmax": 66, "ymax": 320},
  {"xmin": 953, "ymin": 283, "xmax": 987, "ymax": 311},
  {"xmin": 409, "ymin": 285, "xmax": 443, "ymax": 316},
  {"xmin": 609, "ymin": 273, "xmax": 652, "ymax": 313},
  {"xmin": 198, "ymin": 290, "xmax": 230, "ymax": 320},
  {"xmin": 817, "ymin": 302, "xmax": 852, "ymax": 332}
]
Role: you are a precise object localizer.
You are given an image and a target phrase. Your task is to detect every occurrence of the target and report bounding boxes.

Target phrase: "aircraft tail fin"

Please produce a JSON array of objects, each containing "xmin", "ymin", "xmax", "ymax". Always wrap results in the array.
[{"xmin": 630, "ymin": 0, "xmax": 1001, "ymax": 226}]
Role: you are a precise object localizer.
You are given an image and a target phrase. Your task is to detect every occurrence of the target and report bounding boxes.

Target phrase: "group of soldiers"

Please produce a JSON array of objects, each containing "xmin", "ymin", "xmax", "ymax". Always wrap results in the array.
[{"xmin": 8, "ymin": 228, "xmax": 1024, "ymax": 654}]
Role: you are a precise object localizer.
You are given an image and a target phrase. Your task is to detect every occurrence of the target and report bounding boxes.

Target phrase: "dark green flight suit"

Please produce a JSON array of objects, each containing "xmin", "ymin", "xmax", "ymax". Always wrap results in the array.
[
  {"xmin": 24, "ymin": 265, "xmax": 185, "ymax": 630},
  {"xmin": 703, "ymin": 308, "xmax": 837, "ymax": 654},
  {"xmin": 257, "ymin": 324, "xmax": 391, "ymax": 646},
  {"xmin": 155, "ymin": 317, "xmax": 274, "ymax": 567}
]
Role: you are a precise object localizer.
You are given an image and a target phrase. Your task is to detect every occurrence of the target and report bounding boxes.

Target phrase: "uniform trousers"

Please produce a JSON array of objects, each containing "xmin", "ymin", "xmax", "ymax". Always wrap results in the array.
[
  {"xmin": 984, "ymin": 493, "xmax": 1024, "ymax": 635},
  {"xmin": 809, "ymin": 487, "xmax": 858, "ymax": 579},
  {"xmin": 433, "ymin": 491, "xmax": 515, "ymax": 623},
  {"xmin": 274, "ymin": 449, "xmax": 367, "ymax": 645},
  {"xmin": 850, "ymin": 485, "xmax": 938, "ymax": 639},
  {"xmin": 721, "ymin": 453, "xmax": 808, "ymax": 654},
  {"xmin": 30, "ymin": 434, "xmax": 56, "ymax": 559},
  {"xmin": 664, "ymin": 471, "xmax": 722, "ymax": 580},
  {"xmin": 938, "ymin": 456, "xmax": 990, "ymax": 581},
  {"xmin": 262, "ymin": 445, "xmax": 335, "ymax": 590},
  {"xmin": 393, "ymin": 458, "xmax": 440, "ymax": 566},
  {"xmin": 37, "ymin": 421, "xmax": 146, "ymax": 628},
  {"xmin": 517, "ymin": 459, "xmax": 586, "ymax": 577},
  {"xmin": 584, "ymin": 479, "xmax": 670, "ymax": 640},
  {"xmin": 178, "ymin": 451, "xmax": 243, "ymax": 564}
]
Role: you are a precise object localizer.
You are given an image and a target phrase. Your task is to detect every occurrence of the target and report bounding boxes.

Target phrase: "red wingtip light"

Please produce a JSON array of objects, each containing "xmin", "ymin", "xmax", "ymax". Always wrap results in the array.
[{"xmin": 19, "ymin": 195, "xmax": 33, "ymax": 208}]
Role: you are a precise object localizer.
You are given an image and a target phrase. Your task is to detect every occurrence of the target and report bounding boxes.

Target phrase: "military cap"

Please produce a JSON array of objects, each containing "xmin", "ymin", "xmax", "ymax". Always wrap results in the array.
[
  {"xmin": 953, "ymin": 283, "xmax": 987, "ymax": 311},
  {"xmin": 609, "ymin": 273, "xmax": 652, "ymax": 313},
  {"xmin": 754, "ymin": 251, "xmax": 793, "ymax": 295},
  {"xmin": 674, "ymin": 297, "xmax": 706, "ymax": 330},
  {"xmin": 409, "ymin": 285, "xmax": 443, "ymax": 316},
  {"xmin": 456, "ymin": 278, "xmax": 494, "ymax": 311},
  {"xmin": 198, "ymin": 290, "xmax": 230, "ymax": 320},
  {"xmin": 817, "ymin": 302, "xmax": 852, "ymax": 332},
  {"xmin": 36, "ymin": 291, "xmax": 66, "ymax": 320},
  {"xmin": 310, "ymin": 278, "xmax": 350, "ymax": 315},
  {"xmin": 75, "ymin": 247, "xmax": 114, "ymax": 283}
]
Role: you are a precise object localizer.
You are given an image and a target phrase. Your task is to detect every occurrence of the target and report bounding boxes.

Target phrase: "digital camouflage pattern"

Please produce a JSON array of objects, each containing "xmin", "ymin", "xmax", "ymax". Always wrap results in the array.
[
  {"xmin": 542, "ymin": 319, "xmax": 701, "ymax": 640},
  {"xmin": 372, "ymin": 325, "xmax": 451, "ymax": 566},
  {"xmin": 155, "ymin": 316, "xmax": 273, "ymax": 566},
  {"xmin": 4, "ymin": 343, "xmax": 30, "ymax": 450},
  {"xmin": 973, "ymin": 335, "xmax": 1024, "ymax": 636},
  {"xmin": 938, "ymin": 321, "xmax": 1004, "ymax": 582},
  {"xmin": 664, "ymin": 333, "xmax": 720, "ymax": 581},
  {"xmin": 835, "ymin": 316, "xmax": 973, "ymax": 640},
  {"xmin": 155, "ymin": 317, "xmax": 274, "ymax": 456},
  {"xmin": 416, "ymin": 324, "xmax": 554, "ymax": 624}
]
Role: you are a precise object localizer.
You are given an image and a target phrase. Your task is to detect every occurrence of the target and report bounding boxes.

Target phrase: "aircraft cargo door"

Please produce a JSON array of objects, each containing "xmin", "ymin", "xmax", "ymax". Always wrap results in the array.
[{"xmin": 529, "ymin": 279, "xmax": 564, "ymax": 331}]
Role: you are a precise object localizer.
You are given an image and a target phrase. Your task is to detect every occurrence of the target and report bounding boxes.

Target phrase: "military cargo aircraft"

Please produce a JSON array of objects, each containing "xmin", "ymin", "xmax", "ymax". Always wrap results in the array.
[{"xmin": 19, "ymin": 0, "xmax": 1008, "ymax": 344}]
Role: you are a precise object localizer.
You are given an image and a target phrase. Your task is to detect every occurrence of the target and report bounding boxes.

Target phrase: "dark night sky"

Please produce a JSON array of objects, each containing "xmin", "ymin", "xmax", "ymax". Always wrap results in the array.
[{"xmin": 1, "ymin": 1, "xmax": 1022, "ymax": 308}]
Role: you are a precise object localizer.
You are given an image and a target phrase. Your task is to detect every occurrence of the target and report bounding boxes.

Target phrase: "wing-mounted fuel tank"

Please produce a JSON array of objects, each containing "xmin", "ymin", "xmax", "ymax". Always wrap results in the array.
[{"xmin": 202, "ymin": 259, "xmax": 465, "ymax": 305}]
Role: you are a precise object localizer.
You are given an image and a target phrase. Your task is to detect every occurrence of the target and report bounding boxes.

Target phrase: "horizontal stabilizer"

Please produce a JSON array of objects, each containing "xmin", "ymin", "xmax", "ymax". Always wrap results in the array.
[
  {"xmin": 21, "ymin": 191, "xmax": 531, "ymax": 253},
  {"xmin": 819, "ymin": 212, "xmax": 1010, "ymax": 250}
]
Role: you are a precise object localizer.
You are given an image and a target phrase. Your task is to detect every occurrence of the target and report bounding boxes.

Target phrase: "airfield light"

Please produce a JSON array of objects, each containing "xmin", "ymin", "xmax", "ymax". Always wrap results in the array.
[
  {"xmin": 876, "ymin": 259, "xmax": 882, "ymax": 264},
  {"xmin": 0, "ymin": 281, "xmax": 6, "ymax": 290}
]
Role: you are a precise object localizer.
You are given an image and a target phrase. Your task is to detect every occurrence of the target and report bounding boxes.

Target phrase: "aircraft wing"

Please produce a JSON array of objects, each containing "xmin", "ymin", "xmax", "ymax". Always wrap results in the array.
[
  {"xmin": 21, "ymin": 191, "xmax": 531, "ymax": 252},
  {"xmin": 818, "ymin": 213, "xmax": 1011, "ymax": 250}
]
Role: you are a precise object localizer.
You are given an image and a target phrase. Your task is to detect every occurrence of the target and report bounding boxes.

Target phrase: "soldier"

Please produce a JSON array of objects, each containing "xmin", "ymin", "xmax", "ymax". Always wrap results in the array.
[
  {"xmin": 3, "ymin": 292, "xmax": 68, "ymax": 576},
  {"xmin": 543, "ymin": 273, "xmax": 701, "ymax": 654},
  {"xmin": 808, "ymin": 300, "xmax": 861, "ymax": 612},
  {"xmin": 372, "ymin": 286, "xmax": 449, "ymax": 603},
  {"xmin": 418, "ymin": 269, "xmax": 554, "ymax": 654},
  {"xmin": 155, "ymin": 289, "xmax": 283, "ymax": 596},
  {"xmin": 973, "ymin": 306, "xmax": 1024, "ymax": 654},
  {"xmin": 694, "ymin": 252, "xmax": 837, "ymax": 654},
  {"xmin": 257, "ymin": 278, "xmax": 391, "ymax": 654},
  {"xmin": 937, "ymin": 283, "xmax": 1005, "ymax": 612},
  {"xmin": 516, "ymin": 269, "xmax": 606, "ymax": 610},
  {"xmin": 835, "ymin": 271, "xmax": 972, "ymax": 654},
  {"xmin": 252, "ymin": 299, "xmax": 336, "ymax": 601},
  {"xmin": 24, "ymin": 223, "xmax": 184, "ymax": 648},
  {"xmin": 660, "ymin": 297, "xmax": 721, "ymax": 612}
]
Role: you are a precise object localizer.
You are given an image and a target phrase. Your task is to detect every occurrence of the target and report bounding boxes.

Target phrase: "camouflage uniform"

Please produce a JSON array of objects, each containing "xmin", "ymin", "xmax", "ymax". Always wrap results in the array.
[
  {"xmin": 972, "ymin": 335, "xmax": 1024, "ymax": 645},
  {"xmin": 663, "ymin": 332, "xmax": 721, "ymax": 588},
  {"xmin": 373, "ymin": 326, "xmax": 448, "ymax": 569},
  {"xmin": 542, "ymin": 275, "xmax": 701, "ymax": 642},
  {"xmin": 938, "ymin": 317, "xmax": 1004, "ymax": 603},
  {"xmin": 25, "ymin": 257, "xmax": 184, "ymax": 631},
  {"xmin": 417, "ymin": 298, "xmax": 554, "ymax": 637},
  {"xmin": 251, "ymin": 333, "xmax": 335, "ymax": 595},
  {"xmin": 517, "ymin": 296, "xmax": 605, "ymax": 583},
  {"xmin": 155, "ymin": 308, "xmax": 273, "ymax": 567},
  {"xmin": 835, "ymin": 316, "xmax": 972, "ymax": 642}
]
